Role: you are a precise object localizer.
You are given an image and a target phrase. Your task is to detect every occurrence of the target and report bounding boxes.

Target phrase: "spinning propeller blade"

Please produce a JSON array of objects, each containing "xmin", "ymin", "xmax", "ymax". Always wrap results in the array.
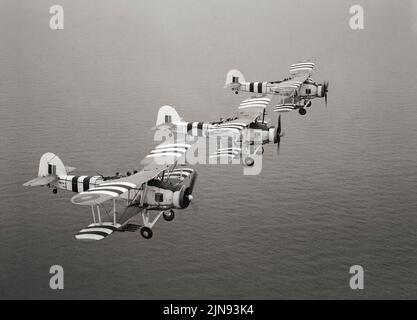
[
  {"xmin": 275, "ymin": 115, "xmax": 284, "ymax": 154},
  {"xmin": 323, "ymin": 81, "xmax": 329, "ymax": 107}
]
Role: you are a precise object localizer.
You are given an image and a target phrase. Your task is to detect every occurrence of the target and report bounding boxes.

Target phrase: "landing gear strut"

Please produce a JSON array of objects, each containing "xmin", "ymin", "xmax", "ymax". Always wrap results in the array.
[{"xmin": 139, "ymin": 210, "xmax": 164, "ymax": 239}]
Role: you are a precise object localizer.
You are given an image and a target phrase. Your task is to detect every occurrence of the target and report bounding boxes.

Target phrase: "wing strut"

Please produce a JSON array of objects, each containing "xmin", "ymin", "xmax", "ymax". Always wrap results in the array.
[
  {"xmin": 91, "ymin": 205, "xmax": 96, "ymax": 224},
  {"xmin": 113, "ymin": 198, "xmax": 117, "ymax": 226}
]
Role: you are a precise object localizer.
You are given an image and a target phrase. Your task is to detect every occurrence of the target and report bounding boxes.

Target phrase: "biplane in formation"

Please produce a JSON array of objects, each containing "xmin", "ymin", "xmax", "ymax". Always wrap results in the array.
[
  {"xmin": 225, "ymin": 60, "xmax": 329, "ymax": 115},
  {"xmin": 23, "ymin": 96, "xmax": 282, "ymax": 240}
]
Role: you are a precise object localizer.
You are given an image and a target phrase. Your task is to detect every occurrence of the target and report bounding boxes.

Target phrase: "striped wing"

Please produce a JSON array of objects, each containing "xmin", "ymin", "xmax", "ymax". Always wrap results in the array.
[
  {"xmin": 210, "ymin": 146, "xmax": 241, "ymax": 159},
  {"xmin": 289, "ymin": 61, "xmax": 315, "ymax": 76},
  {"xmin": 237, "ymin": 97, "xmax": 271, "ymax": 122},
  {"xmin": 71, "ymin": 181, "xmax": 139, "ymax": 206},
  {"xmin": 75, "ymin": 222, "xmax": 121, "ymax": 241},
  {"xmin": 271, "ymin": 61, "xmax": 315, "ymax": 96},
  {"xmin": 274, "ymin": 104, "xmax": 295, "ymax": 113},
  {"xmin": 141, "ymin": 141, "xmax": 192, "ymax": 169}
]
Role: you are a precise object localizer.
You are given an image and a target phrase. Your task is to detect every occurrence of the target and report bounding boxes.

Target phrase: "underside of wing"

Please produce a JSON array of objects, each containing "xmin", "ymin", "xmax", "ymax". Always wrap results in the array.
[
  {"xmin": 75, "ymin": 222, "xmax": 121, "ymax": 241},
  {"xmin": 273, "ymin": 104, "xmax": 295, "ymax": 113},
  {"xmin": 71, "ymin": 181, "xmax": 138, "ymax": 206}
]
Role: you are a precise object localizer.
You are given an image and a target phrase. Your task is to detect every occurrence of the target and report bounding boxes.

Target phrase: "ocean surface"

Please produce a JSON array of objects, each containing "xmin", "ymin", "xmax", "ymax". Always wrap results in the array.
[{"xmin": 1, "ymin": 0, "xmax": 417, "ymax": 299}]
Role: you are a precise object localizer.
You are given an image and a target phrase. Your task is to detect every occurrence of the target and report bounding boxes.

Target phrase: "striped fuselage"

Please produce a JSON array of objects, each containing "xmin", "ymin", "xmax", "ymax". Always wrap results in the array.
[
  {"xmin": 238, "ymin": 82, "xmax": 274, "ymax": 95},
  {"xmin": 175, "ymin": 121, "xmax": 251, "ymax": 138},
  {"xmin": 57, "ymin": 175, "xmax": 103, "ymax": 193}
]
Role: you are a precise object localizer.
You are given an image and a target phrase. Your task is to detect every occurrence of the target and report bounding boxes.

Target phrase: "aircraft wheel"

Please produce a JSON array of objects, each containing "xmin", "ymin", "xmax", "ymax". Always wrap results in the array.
[
  {"xmin": 163, "ymin": 210, "xmax": 175, "ymax": 222},
  {"xmin": 235, "ymin": 91, "xmax": 239, "ymax": 94},
  {"xmin": 244, "ymin": 157, "xmax": 255, "ymax": 167},
  {"xmin": 299, "ymin": 108, "xmax": 307, "ymax": 115},
  {"xmin": 140, "ymin": 227, "xmax": 153, "ymax": 239},
  {"xmin": 52, "ymin": 188, "xmax": 58, "ymax": 194}
]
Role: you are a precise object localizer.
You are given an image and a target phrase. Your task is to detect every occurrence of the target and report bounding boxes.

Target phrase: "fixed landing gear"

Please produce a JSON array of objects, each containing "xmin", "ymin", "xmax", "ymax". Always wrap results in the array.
[
  {"xmin": 139, "ymin": 209, "xmax": 175, "ymax": 239},
  {"xmin": 140, "ymin": 227, "xmax": 153, "ymax": 239},
  {"xmin": 298, "ymin": 108, "xmax": 307, "ymax": 116},
  {"xmin": 244, "ymin": 157, "xmax": 255, "ymax": 167},
  {"xmin": 163, "ymin": 209, "xmax": 175, "ymax": 222},
  {"xmin": 52, "ymin": 188, "xmax": 58, "ymax": 194}
]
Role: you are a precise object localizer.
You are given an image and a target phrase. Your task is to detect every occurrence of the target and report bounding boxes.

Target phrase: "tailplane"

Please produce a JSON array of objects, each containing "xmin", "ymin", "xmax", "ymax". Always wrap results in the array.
[
  {"xmin": 224, "ymin": 69, "xmax": 245, "ymax": 89},
  {"xmin": 23, "ymin": 152, "xmax": 73, "ymax": 187}
]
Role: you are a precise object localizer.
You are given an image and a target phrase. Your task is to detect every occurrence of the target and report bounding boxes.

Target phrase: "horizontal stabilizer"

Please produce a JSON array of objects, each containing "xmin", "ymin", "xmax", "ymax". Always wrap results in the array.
[
  {"xmin": 65, "ymin": 166, "xmax": 76, "ymax": 174},
  {"xmin": 23, "ymin": 175, "xmax": 57, "ymax": 187},
  {"xmin": 75, "ymin": 222, "xmax": 121, "ymax": 241}
]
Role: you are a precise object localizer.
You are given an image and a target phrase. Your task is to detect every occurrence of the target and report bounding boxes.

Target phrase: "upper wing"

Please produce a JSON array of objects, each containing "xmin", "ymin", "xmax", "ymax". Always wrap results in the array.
[
  {"xmin": 271, "ymin": 61, "xmax": 315, "ymax": 96},
  {"xmin": 237, "ymin": 96, "xmax": 271, "ymax": 122},
  {"xmin": 289, "ymin": 61, "xmax": 315, "ymax": 77},
  {"xmin": 70, "ymin": 170, "xmax": 162, "ymax": 206}
]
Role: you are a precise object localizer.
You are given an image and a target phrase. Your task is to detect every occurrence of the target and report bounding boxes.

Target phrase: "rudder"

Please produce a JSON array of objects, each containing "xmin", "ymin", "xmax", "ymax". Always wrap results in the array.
[
  {"xmin": 38, "ymin": 152, "xmax": 67, "ymax": 177},
  {"xmin": 155, "ymin": 105, "xmax": 183, "ymax": 127},
  {"xmin": 224, "ymin": 69, "xmax": 245, "ymax": 89}
]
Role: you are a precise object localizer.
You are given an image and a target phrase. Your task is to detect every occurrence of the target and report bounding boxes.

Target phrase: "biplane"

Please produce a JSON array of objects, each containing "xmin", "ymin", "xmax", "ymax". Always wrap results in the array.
[
  {"xmin": 23, "ymin": 137, "xmax": 198, "ymax": 240},
  {"xmin": 224, "ymin": 60, "xmax": 329, "ymax": 115},
  {"xmin": 154, "ymin": 96, "xmax": 284, "ymax": 167}
]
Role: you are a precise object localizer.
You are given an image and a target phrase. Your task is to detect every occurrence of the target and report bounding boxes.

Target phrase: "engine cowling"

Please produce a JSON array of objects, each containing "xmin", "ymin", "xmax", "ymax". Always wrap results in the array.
[
  {"xmin": 268, "ymin": 127, "xmax": 277, "ymax": 144},
  {"xmin": 317, "ymin": 84, "xmax": 324, "ymax": 98},
  {"xmin": 173, "ymin": 185, "xmax": 192, "ymax": 208}
]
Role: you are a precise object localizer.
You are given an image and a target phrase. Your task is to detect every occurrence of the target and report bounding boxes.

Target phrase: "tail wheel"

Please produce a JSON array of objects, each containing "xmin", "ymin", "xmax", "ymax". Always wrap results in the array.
[
  {"xmin": 140, "ymin": 227, "xmax": 153, "ymax": 239},
  {"xmin": 163, "ymin": 210, "xmax": 175, "ymax": 222},
  {"xmin": 299, "ymin": 108, "xmax": 307, "ymax": 115}
]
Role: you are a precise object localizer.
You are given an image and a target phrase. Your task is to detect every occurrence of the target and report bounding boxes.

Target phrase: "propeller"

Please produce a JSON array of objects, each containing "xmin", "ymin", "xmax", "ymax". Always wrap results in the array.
[
  {"xmin": 274, "ymin": 115, "xmax": 285, "ymax": 154},
  {"xmin": 323, "ymin": 81, "xmax": 329, "ymax": 107}
]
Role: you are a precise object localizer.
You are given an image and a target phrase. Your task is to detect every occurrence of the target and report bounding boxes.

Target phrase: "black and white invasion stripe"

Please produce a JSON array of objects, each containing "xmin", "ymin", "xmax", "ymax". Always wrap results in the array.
[
  {"xmin": 75, "ymin": 222, "xmax": 121, "ymax": 241},
  {"xmin": 86, "ymin": 181, "xmax": 136, "ymax": 198},
  {"xmin": 273, "ymin": 104, "xmax": 295, "ymax": 113},
  {"xmin": 146, "ymin": 143, "xmax": 191, "ymax": 160},
  {"xmin": 185, "ymin": 122, "xmax": 209, "ymax": 137},
  {"xmin": 289, "ymin": 62, "xmax": 315, "ymax": 74},
  {"xmin": 239, "ymin": 97, "xmax": 270, "ymax": 109},
  {"xmin": 167, "ymin": 168, "xmax": 195, "ymax": 179},
  {"xmin": 247, "ymin": 82, "xmax": 267, "ymax": 94},
  {"xmin": 62, "ymin": 175, "xmax": 102, "ymax": 193},
  {"xmin": 210, "ymin": 147, "xmax": 241, "ymax": 159}
]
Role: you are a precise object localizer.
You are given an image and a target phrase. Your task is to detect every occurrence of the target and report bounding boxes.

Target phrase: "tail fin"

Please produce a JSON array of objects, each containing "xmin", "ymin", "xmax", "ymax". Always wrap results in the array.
[
  {"xmin": 23, "ymin": 152, "xmax": 69, "ymax": 187},
  {"xmin": 224, "ymin": 69, "xmax": 245, "ymax": 89},
  {"xmin": 155, "ymin": 105, "xmax": 184, "ymax": 128}
]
